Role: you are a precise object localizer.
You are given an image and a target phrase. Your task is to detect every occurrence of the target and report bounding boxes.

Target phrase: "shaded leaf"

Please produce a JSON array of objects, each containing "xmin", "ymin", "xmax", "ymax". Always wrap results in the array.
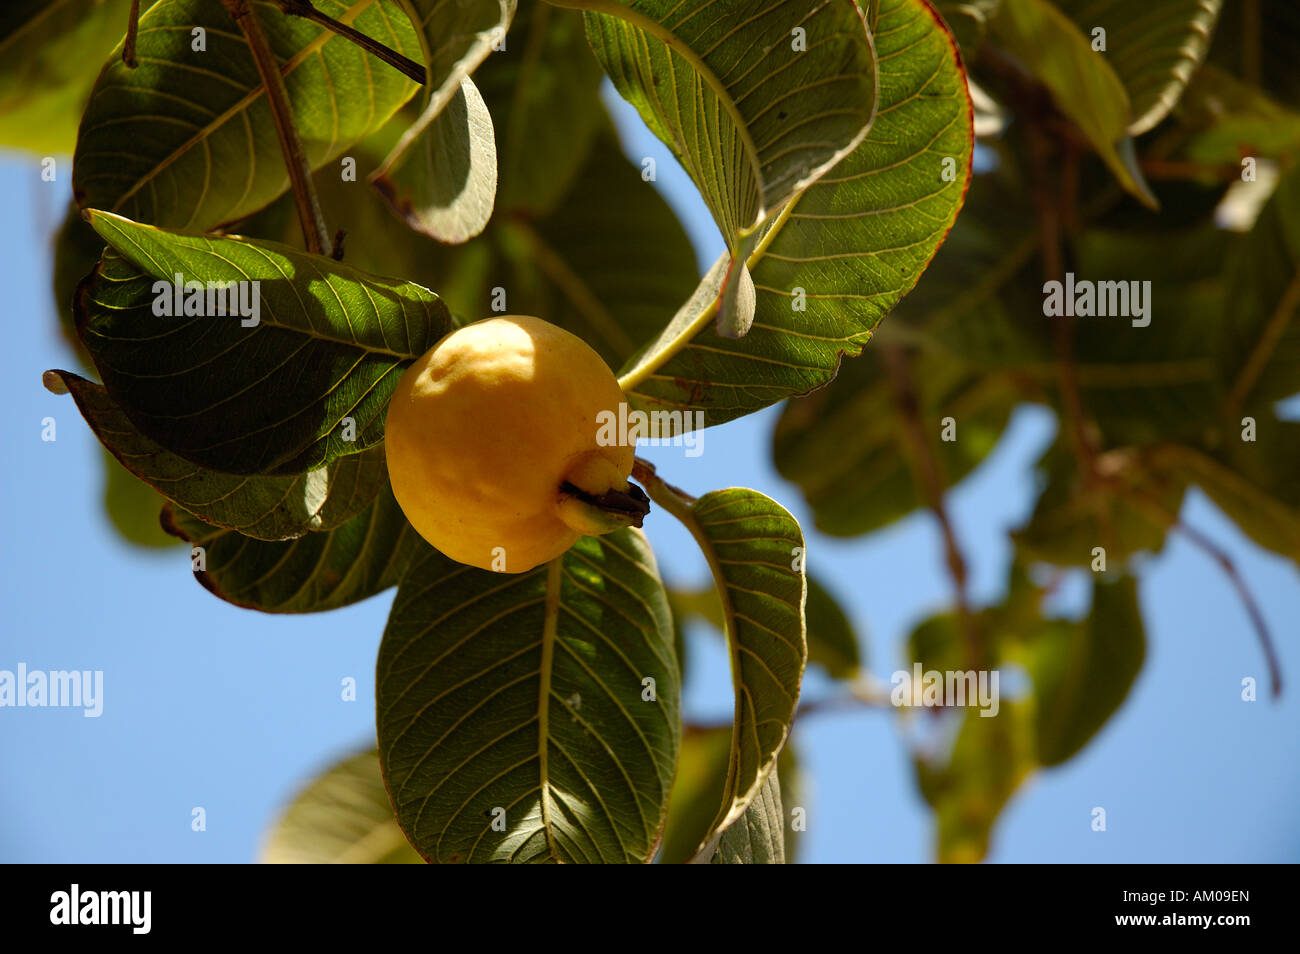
[
  {"xmin": 160, "ymin": 483, "xmax": 426, "ymax": 613},
  {"xmin": 262, "ymin": 749, "xmax": 423, "ymax": 863},
  {"xmin": 74, "ymin": 0, "xmax": 421, "ymax": 230},
  {"xmin": 77, "ymin": 212, "xmax": 450, "ymax": 476},
  {"xmin": 373, "ymin": 76, "xmax": 497, "ymax": 243},
  {"xmin": 1055, "ymin": 0, "xmax": 1224, "ymax": 135},
  {"xmin": 376, "ymin": 529, "xmax": 680, "ymax": 863},
  {"xmin": 1022, "ymin": 575, "xmax": 1145, "ymax": 765},
  {"xmin": 46, "ymin": 371, "xmax": 387, "ymax": 540},
  {"xmin": 370, "ymin": 0, "xmax": 515, "ymax": 240},
  {"xmin": 619, "ymin": 0, "xmax": 972, "ymax": 427}
]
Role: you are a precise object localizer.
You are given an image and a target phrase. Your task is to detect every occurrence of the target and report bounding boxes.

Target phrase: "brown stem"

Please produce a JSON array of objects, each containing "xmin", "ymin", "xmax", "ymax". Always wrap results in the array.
[
  {"xmin": 881, "ymin": 346, "xmax": 981, "ymax": 668},
  {"xmin": 1175, "ymin": 522, "xmax": 1282, "ymax": 698},
  {"xmin": 123, "ymin": 0, "xmax": 141, "ymax": 68},
  {"xmin": 274, "ymin": 0, "xmax": 426, "ymax": 84},
  {"xmin": 1106, "ymin": 469, "xmax": 1283, "ymax": 699},
  {"xmin": 221, "ymin": 0, "xmax": 330, "ymax": 256}
]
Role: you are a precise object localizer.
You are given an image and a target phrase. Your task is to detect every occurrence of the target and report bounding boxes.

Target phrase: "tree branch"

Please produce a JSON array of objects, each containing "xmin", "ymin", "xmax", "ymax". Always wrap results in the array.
[
  {"xmin": 221, "ymin": 0, "xmax": 331, "ymax": 256},
  {"xmin": 123, "ymin": 0, "xmax": 142, "ymax": 68},
  {"xmin": 274, "ymin": 0, "xmax": 426, "ymax": 84},
  {"xmin": 881, "ymin": 345, "xmax": 982, "ymax": 668}
]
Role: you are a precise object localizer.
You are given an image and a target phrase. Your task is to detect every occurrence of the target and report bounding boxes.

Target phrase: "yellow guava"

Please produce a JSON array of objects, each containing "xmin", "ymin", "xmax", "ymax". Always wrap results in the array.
[{"xmin": 384, "ymin": 315, "xmax": 647, "ymax": 573}]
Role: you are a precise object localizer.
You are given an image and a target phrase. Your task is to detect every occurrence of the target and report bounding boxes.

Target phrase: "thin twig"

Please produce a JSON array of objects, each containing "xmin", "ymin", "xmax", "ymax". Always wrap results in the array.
[
  {"xmin": 1175, "ymin": 522, "xmax": 1282, "ymax": 698},
  {"xmin": 274, "ymin": 0, "xmax": 426, "ymax": 84},
  {"xmin": 881, "ymin": 346, "xmax": 981, "ymax": 667},
  {"xmin": 222, "ymin": 0, "xmax": 331, "ymax": 256},
  {"xmin": 123, "ymin": 0, "xmax": 142, "ymax": 67}
]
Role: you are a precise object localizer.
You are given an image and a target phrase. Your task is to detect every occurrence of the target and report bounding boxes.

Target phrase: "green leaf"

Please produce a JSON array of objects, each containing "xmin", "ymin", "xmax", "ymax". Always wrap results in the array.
[
  {"xmin": 774, "ymin": 347, "xmax": 1016, "ymax": 537},
  {"xmin": 0, "ymin": 0, "xmax": 156, "ymax": 155},
  {"xmin": 646, "ymin": 483, "xmax": 805, "ymax": 858},
  {"xmin": 1053, "ymin": 0, "xmax": 1224, "ymax": 135},
  {"xmin": 1022, "ymin": 575, "xmax": 1145, "ymax": 765},
  {"xmin": 262, "ymin": 749, "xmax": 424, "ymax": 863},
  {"xmin": 709, "ymin": 763, "xmax": 785, "ymax": 864},
  {"xmin": 619, "ymin": 0, "xmax": 972, "ymax": 426},
  {"xmin": 561, "ymin": 0, "xmax": 877, "ymax": 246},
  {"xmin": 914, "ymin": 698, "xmax": 1035, "ymax": 863},
  {"xmin": 1220, "ymin": 158, "xmax": 1300, "ymax": 419},
  {"xmin": 1206, "ymin": 0, "xmax": 1300, "ymax": 109},
  {"xmin": 160, "ymin": 485, "xmax": 426, "ymax": 613},
  {"xmin": 78, "ymin": 211, "xmax": 450, "ymax": 476},
  {"xmin": 45, "ymin": 370, "xmax": 386, "ymax": 541},
  {"xmin": 372, "ymin": 76, "xmax": 498, "ymax": 243},
  {"xmin": 73, "ymin": 0, "xmax": 421, "ymax": 230},
  {"xmin": 370, "ymin": 0, "xmax": 515, "ymax": 241},
  {"xmin": 1013, "ymin": 440, "xmax": 1186, "ymax": 568},
  {"xmin": 376, "ymin": 530, "xmax": 680, "ymax": 863},
  {"xmin": 990, "ymin": 0, "xmax": 1157, "ymax": 207},
  {"xmin": 1176, "ymin": 65, "xmax": 1300, "ymax": 166}
]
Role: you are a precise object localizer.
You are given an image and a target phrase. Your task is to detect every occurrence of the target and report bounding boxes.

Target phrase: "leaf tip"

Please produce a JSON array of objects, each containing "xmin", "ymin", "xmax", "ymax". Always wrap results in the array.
[{"xmin": 42, "ymin": 370, "xmax": 70, "ymax": 395}]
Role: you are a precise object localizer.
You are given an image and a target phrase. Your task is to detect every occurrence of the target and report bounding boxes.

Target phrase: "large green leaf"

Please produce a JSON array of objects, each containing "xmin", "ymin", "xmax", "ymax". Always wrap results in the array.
[
  {"xmin": 376, "ymin": 530, "xmax": 680, "ymax": 863},
  {"xmin": 618, "ymin": 0, "xmax": 972, "ymax": 426},
  {"xmin": 370, "ymin": 0, "xmax": 515, "ymax": 241},
  {"xmin": 990, "ymin": 0, "xmax": 1156, "ymax": 207},
  {"xmin": 1220, "ymin": 159, "xmax": 1300, "ymax": 419},
  {"xmin": 0, "ymin": 0, "xmax": 156, "ymax": 155},
  {"xmin": 73, "ymin": 0, "xmax": 421, "ymax": 230},
  {"xmin": 161, "ymin": 486, "xmax": 426, "ymax": 612},
  {"xmin": 1055, "ymin": 0, "xmax": 1223, "ymax": 135},
  {"xmin": 556, "ymin": 0, "xmax": 878, "ymax": 335},
  {"xmin": 262, "ymin": 749, "xmax": 424, "ymax": 863},
  {"xmin": 559, "ymin": 0, "xmax": 876, "ymax": 244},
  {"xmin": 46, "ymin": 371, "xmax": 387, "ymax": 540},
  {"xmin": 645, "ymin": 483, "xmax": 805, "ymax": 857},
  {"xmin": 77, "ymin": 212, "xmax": 450, "ymax": 476}
]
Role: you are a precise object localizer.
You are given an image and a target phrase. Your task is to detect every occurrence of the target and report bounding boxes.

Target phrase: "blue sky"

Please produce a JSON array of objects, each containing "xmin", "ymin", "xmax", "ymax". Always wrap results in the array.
[{"xmin": 0, "ymin": 87, "xmax": 1297, "ymax": 863}]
